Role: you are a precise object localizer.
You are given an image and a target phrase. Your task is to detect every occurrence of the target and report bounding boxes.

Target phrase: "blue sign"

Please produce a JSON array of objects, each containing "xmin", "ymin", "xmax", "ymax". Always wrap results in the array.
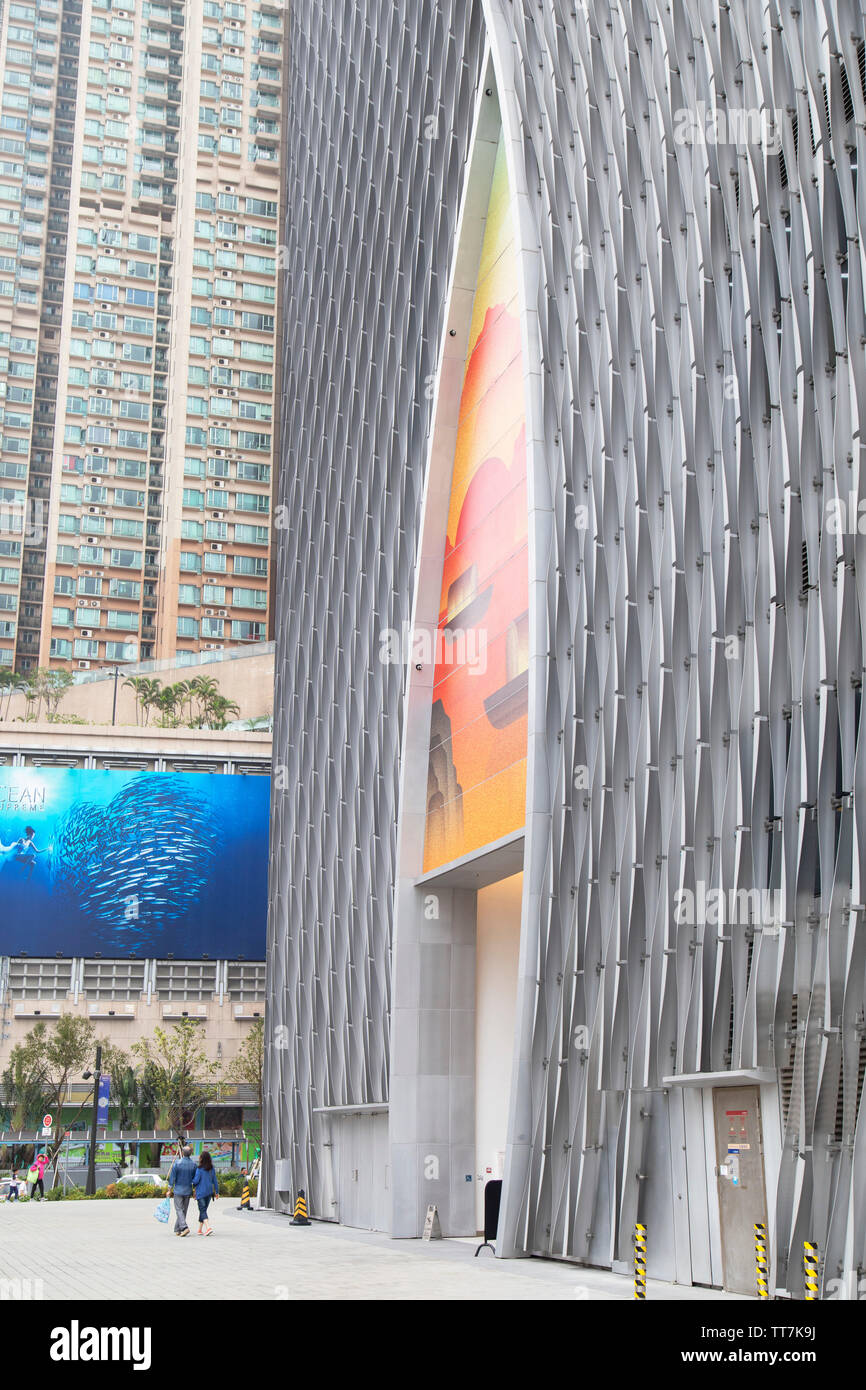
[
  {"xmin": 97, "ymin": 1074, "xmax": 111, "ymax": 1117},
  {"xmin": 0, "ymin": 768, "xmax": 269, "ymax": 958}
]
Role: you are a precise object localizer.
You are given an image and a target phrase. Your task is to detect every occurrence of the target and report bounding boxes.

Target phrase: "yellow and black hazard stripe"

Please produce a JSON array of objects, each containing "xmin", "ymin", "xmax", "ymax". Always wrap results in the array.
[
  {"xmin": 634, "ymin": 1223, "xmax": 647, "ymax": 1300},
  {"xmin": 754, "ymin": 1222, "xmax": 769, "ymax": 1299},
  {"xmin": 804, "ymin": 1240, "xmax": 819, "ymax": 1300}
]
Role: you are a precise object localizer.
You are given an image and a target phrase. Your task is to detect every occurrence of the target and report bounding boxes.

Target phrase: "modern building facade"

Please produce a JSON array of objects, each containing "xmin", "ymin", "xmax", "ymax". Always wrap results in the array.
[
  {"xmin": 265, "ymin": 0, "xmax": 866, "ymax": 1299},
  {"xmin": 0, "ymin": 0, "xmax": 284, "ymax": 675}
]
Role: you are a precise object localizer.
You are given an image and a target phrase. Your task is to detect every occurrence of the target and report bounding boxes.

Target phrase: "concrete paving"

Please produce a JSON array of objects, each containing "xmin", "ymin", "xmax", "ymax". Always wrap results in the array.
[{"xmin": 0, "ymin": 1199, "xmax": 751, "ymax": 1301}]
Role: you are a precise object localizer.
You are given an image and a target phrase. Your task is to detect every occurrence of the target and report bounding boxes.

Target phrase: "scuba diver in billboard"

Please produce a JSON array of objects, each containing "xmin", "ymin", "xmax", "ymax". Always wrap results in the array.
[{"xmin": 0, "ymin": 826, "xmax": 51, "ymax": 880}]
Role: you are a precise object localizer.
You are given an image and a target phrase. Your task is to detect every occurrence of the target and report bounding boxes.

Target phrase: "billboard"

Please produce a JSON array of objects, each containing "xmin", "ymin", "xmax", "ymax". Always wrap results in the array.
[
  {"xmin": 423, "ymin": 129, "xmax": 528, "ymax": 871},
  {"xmin": 0, "ymin": 768, "xmax": 269, "ymax": 958}
]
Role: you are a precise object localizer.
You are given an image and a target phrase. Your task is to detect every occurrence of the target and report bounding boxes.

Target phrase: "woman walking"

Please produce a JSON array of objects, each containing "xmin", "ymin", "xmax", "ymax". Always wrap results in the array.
[{"xmin": 192, "ymin": 1151, "xmax": 219, "ymax": 1235}]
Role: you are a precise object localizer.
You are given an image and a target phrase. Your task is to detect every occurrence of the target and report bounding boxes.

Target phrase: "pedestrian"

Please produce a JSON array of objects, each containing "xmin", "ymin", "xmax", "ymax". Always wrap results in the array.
[
  {"xmin": 26, "ymin": 1162, "xmax": 40, "ymax": 1201},
  {"xmin": 35, "ymin": 1152, "xmax": 48, "ymax": 1196},
  {"xmin": 167, "ymin": 1144, "xmax": 197, "ymax": 1237},
  {"xmin": 7, "ymin": 1171, "xmax": 20, "ymax": 1202},
  {"xmin": 192, "ymin": 1150, "xmax": 219, "ymax": 1236}
]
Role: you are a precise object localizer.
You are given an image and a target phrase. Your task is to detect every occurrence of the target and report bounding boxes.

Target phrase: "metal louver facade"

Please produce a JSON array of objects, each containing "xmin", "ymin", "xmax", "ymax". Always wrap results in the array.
[{"xmin": 267, "ymin": 0, "xmax": 866, "ymax": 1297}]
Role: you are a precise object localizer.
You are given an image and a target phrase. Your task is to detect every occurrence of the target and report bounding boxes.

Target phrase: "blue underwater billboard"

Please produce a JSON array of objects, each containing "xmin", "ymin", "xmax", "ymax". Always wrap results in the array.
[{"xmin": 0, "ymin": 768, "xmax": 269, "ymax": 958}]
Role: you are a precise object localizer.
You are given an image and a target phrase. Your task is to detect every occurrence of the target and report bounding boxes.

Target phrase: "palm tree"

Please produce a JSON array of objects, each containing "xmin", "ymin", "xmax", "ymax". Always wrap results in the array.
[
  {"xmin": 123, "ymin": 675, "xmax": 147, "ymax": 726},
  {"xmin": 188, "ymin": 675, "xmax": 220, "ymax": 727},
  {"xmin": 206, "ymin": 695, "xmax": 240, "ymax": 730}
]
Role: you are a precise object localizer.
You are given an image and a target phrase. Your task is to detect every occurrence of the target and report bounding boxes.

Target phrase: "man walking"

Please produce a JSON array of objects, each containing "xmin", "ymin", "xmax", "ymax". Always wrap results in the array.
[{"xmin": 167, "ymin": 1145, "xmax": 197, "ymax": 1237}]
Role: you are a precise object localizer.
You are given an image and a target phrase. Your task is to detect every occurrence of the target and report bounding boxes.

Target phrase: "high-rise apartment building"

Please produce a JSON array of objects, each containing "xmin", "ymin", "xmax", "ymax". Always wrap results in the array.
[{"xmin": 0, "ymin": 0, "xmax": 283, "ymax": 674}]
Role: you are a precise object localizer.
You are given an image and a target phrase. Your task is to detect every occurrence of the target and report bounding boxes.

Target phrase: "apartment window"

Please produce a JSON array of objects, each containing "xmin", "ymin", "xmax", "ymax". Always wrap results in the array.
[
  {"xmin": 177, "ymin": 616, "xmax": 198, "ymax": 639},
  {"xmin": 108, "ymin": 579, "xmax": 139, "ymax": 599},
  {"xmin": 231, "ymin": 620, "xmax": 265, "ymax": 641},
  {"xmin": 109, "ymin": 548, "xmax": 141, "ymax": 569},
  {"xmin": 232, "ymin": 553, "xmax": 265, "ymax": 575},
  {"xmin": 232, "ymin": 587, "xmax": 267, "ymax": 609}
]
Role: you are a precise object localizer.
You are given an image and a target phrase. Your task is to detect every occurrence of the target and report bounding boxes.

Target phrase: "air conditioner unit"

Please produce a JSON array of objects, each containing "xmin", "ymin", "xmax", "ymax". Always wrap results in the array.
[
  {"xmin": 204, "ymin": 643, "xmax": 216, "ymax": 650},
  {"xmin": 219, "ymin": 359, "xmax": 227, "ymax": 366},
  {"xmin": 80, "ymin": 629, "xmax": 91, "ymax": 638},
  {"xmin": 85, "ymin": 570, "xmax": 93, "ymax": 577},
  {"xmin": 99, "ymin": 331, "xmax": 109, "ymax": 339},
  {"xmin": 205, "ymin": 608, "xmax": 214, "ymax": 616},
  {"xmin": 220, "ymin": 299, "xmax": 229, "ymax": 306},
  {"xmin": 89, "ymin": 601, "xmax": 99, "ymax": 609},
  {"xmin": 212, "ymin": 511, "xmax": 224, "ymax": 520},
  {"xmin": 218, "ymin": 608, "xmax": 227, "ymax": 617},
  {"xmin": 211, "ymin": 543, "xmax": 222, "ymax": 552}
]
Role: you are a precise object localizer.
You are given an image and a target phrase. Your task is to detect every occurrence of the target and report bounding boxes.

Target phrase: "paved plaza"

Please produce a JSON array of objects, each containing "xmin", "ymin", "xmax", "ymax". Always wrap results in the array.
[{"xmin": 0, "ymin": 1200, "xmax": 749, "ymax": 1301}]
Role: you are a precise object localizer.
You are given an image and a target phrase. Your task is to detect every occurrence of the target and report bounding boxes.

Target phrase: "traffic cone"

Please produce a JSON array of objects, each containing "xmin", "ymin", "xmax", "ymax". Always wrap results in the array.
[
  {"xmin": 237, "ymin": 1172, "xmax": 253, "ymax": 1212},
  {"xmin": 290, "ymin": 1189, "xmax": 311, "ymax": 1226}
]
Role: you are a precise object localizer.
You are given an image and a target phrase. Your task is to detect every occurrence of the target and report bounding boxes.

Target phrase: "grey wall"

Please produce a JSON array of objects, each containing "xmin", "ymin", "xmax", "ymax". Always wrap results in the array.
[
  {"xmin": 489, "ymin": 0, "xmax": 866, "ymax": 1294},
  {"xmin": 263, "ymin": 0, "xmax": 486, "ymax": 1215}
]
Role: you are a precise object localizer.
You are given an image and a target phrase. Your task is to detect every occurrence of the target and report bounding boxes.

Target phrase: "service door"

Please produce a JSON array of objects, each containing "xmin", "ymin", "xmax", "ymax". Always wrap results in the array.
[
  {"xmin": 712, "ymin": 1086, "xmax": 768, "ymax": 1295},
  {"xmin": 333, "ymin": 1112, "xmax": 389, "ymax": 1231}
]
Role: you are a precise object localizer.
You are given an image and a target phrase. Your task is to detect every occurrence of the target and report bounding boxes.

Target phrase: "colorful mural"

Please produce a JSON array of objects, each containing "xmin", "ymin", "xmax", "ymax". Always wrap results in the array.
[{"xmin": 423, "ymin": 133, "xmax": 528, "ymax": 872}]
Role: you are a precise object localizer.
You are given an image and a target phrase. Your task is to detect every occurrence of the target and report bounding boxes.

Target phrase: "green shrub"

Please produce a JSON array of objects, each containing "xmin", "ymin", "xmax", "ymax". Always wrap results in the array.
[
  {"xmin": 109, "ymin": 1181, "xmax": 167, "ymax": 1199},
  {"xmin": 217, "ymin": 1171, "xmax": 258, "ymax": 1197}
]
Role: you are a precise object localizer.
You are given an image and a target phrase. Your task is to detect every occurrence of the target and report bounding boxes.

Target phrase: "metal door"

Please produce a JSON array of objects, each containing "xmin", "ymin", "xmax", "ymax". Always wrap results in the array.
[{"xmin": 712, "ymin": 1086, "xmax": 768, "ymax": 1295}]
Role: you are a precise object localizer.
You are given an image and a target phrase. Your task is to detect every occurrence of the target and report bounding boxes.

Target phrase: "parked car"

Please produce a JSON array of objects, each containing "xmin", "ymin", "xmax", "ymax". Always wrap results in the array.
[{"xmin": 116, "ymin": 1172, "xmax": 166, "ymax": 1189}]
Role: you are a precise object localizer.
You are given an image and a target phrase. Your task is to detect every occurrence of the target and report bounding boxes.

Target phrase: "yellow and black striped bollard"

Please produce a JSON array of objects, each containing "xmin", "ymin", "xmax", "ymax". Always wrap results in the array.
[
  {"xmin": 237, "ymin": 1175, "xmax": 251, "ymax": 1211},
  {"xmin": 804, "ymin": 1241, "xmax": 819, "ymax": 1300},
  {"xmin": 754, "ymin": 1223, "xmax": 769, "ymax": 1299},
  {"xmin": 634, "ymin": 1223, "xmax": 647, "ymax": 1299}
]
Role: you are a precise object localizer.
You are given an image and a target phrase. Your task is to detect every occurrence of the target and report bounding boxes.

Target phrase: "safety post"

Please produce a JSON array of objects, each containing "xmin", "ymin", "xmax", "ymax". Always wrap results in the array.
[
  {"xmin": 237, "ymin": 1171, "xmax": 252, "ymax": 1211},
  {"xmin": 290, "ymin": 1188, "xmax": 311, "ymax": 1226},
  {"xmin": 803, "ymin": 1240, "xmax": 819, "ymax": 1300},
  {"xmin": 754, "ymin": 1223, "xmax": 769, "ymax": 1299},
  {"xmin": 634, "ymin": 1223, "xmax": 647, "ymax": 1299}
]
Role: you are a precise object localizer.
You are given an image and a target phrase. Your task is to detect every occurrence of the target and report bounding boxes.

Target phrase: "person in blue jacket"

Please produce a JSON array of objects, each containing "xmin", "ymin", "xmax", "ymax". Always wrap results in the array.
[
  {"xmin": 192, "ymin": 1150, "xmax": 219, "ymax": 1235},
  {"xmin": 167, "ymin": 1144, "xmax": 197, "ymax": 1236}
]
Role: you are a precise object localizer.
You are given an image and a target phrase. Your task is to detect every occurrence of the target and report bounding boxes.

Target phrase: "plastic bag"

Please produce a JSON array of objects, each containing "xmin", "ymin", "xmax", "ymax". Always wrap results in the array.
[{"xmin": 154, "ymin": 1196, "xmax": 171, "ymax": 1224}]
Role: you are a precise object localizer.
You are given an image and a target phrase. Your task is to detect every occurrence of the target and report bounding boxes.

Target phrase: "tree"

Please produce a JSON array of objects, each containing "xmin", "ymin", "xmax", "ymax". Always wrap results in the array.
[
  {"xmin": 188, "ymin": 675, "xmax": 220, "ymax": 727},
  {"xmin": 41, "ymin": 668, "xmax": 74, "ymax": 719},
  {"xmin": 3, "ymin": 1016, "xmax": 99, "ymax": 1175},
  {"xmin": 228, "ymin": 1017, "xmax": 264, "ymax": 1133},
  {"xmin": 99, "ymin": 1042, "xmax": 144, "ymax": 1168},
  {"xmin": 133, "ymin": 1020, "xmax": 221, "ymax": 1159},
  {"xmin": 1, "ymin": 1040, "xmax": 51, "ymax": 1130},
  {"xmin": 123, "ymin": 675, "xmax": 162, "ymax": 727},
  {"xmin": 0, "ymin": 671, "xmax": 25, "ymax": 722},
  {"xmin": 207, "ymin": 694, "xmax": 240, "ymax": 729}
]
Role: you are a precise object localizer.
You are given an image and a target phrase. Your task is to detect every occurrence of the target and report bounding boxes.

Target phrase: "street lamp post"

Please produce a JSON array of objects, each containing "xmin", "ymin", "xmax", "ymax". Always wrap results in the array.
[{"xmin": 84, "ymin": 1044, "xmax": 102, "ymax": 1197}]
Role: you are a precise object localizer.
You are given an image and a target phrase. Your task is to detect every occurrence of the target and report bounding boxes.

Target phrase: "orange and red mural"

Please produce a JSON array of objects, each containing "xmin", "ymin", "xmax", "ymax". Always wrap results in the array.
[{"xmin": 423, "ymin": 134, "xmax": 528, "ymax": 872}]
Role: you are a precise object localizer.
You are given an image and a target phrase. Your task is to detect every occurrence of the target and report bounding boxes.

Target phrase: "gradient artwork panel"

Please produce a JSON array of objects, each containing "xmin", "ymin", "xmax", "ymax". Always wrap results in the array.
[{"xmin": 423, "ymin": 133, "xmax": 528, "ymax": 872}]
